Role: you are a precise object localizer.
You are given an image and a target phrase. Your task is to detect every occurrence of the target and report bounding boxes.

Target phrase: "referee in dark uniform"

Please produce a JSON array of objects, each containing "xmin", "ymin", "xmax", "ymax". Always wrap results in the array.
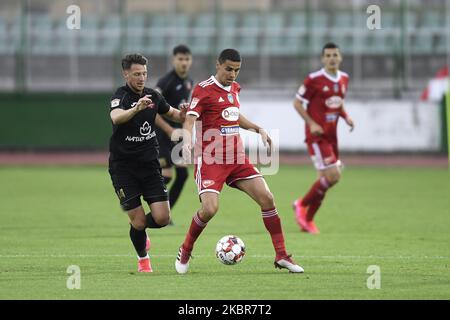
[
  {"xmin": 108, "ymin": 53, "xmax": 187, "ymax": 273},
  {"xmin": 155, "ymin": 45, "xmax": 193, "ymax": 221}
]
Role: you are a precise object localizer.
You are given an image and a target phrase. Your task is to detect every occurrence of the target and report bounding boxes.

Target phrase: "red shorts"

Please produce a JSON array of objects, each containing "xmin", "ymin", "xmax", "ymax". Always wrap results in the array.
[
  {"xmin": 307, "ymin": 139, "xmax": 341, "ymax": 170},
  {"xmin": 194, "ymin": 157, "xmax": 262, "ymax": 195}
]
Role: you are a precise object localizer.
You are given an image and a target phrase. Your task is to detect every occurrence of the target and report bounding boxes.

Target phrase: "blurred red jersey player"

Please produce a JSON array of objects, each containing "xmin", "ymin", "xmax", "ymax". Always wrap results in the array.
[{"xmin": 293, "ymin": 42, "xmax": 355, "ymax": 234}]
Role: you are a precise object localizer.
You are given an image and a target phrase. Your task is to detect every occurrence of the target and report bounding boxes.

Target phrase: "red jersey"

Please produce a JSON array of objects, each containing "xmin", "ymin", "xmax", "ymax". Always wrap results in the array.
[
  {"xmin": 296, "ymin": 68, "xmax": 349, "ymax": 144},
  {"xmin": 187, "ymin": 76, "xmax": 245, "ymax": 164}
]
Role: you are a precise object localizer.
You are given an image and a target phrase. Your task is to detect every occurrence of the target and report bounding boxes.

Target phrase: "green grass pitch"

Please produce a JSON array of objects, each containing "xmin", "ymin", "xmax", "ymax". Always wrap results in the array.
[{"xmin": 0, "ymin": 165, "xmax": 449, "ymax": 299}]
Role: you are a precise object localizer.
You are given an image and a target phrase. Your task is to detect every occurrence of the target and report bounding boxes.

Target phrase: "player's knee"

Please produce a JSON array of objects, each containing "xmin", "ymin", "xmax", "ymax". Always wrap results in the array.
[
  {"xmin": 130, "ymin": 218, "xmax": 146, "ymax": 231},
  {"xmin": 154, "ymin": 214, "xmax": 171, "ymax": 227},
  {"xmin": 325, "ymin": 172, "xmax": 340, "ymax": 186},
  {"xmin": 201, "ymin": 202, "xmax": 219, "ymax": 219},
  {"xmin": 259, "ymin": 191, "xmax": 275, "ymax": 208}
]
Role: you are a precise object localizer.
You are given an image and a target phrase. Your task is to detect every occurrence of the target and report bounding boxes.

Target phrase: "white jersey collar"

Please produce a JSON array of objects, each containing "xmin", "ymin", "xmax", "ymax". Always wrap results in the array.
[
  {"xmin": 211, "ymin": 75, "xmax": 232, "ymax": 92},
  {"xmin": 321, "ymin": 68, "xmax": 341, "ymax": 83}
]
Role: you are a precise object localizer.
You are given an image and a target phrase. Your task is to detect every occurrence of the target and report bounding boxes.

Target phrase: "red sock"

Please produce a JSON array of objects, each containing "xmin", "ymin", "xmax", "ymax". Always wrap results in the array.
[
  {"xmin": 301, "ymin": 176, "xmax": 329, "ymax": 206},
  {"xmin": 261, "ymin": 208, "xmax": 288, "ymax": 260},
  {"xmin": 306, "ymin": 199, "xmax": 323, "ymax": 221},
  {"xmin": 182, "ymin": 212, "xmax": 207, "ymax": 253}
]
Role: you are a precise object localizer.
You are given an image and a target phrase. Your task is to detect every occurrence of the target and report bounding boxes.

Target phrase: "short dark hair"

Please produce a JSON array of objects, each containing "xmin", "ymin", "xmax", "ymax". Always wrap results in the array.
[
  {"xmin": 121, "ymin": 53, "xmax": 148, "ymax": 70},
  {"xmin": 218, "ymin": 48, "xmax": 241, "ymax": 64},
  {"xmin": 322, "ymin": 42, "xmax": 340, "ymax": 55},
  {"xmin": 173, "ymin": 44, "xmax": 191, "ymax": 56}
]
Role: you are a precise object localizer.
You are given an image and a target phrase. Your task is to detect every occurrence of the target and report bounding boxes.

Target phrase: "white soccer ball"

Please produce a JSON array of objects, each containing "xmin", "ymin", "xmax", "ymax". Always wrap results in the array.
[{"xmin": 215, "ymin": 235, "xmax": 245, "ymax": 265}]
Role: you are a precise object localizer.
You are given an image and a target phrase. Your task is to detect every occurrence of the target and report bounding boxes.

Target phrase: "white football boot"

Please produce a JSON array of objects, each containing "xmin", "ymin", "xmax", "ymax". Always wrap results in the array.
[{"xmin": 274, "ymin": 255, "xmax": 304, "ymax": 273}]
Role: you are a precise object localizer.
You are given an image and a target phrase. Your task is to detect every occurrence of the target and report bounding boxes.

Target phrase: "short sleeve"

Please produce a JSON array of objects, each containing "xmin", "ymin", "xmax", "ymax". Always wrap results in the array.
[
  {"xmin": 156, "ymin": 92, "xmax": 171, "ymax": 114},
  {"xmin": 295, "ymin": 77, "xmax": 315, "ymax": 104},
  {"xmin": 109, "ymin": 89, "xmax": 126, "ymax": 111},
  {"xmin": 186, "ymin": 85, "xmax": 204, "ymax": 118}
]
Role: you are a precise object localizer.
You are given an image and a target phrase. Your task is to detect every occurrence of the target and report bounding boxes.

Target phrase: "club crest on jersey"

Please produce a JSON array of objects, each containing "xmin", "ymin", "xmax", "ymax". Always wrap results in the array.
[
  {"xmin": 333, "ymin": 83, "xmax": 339, "ymax": 93},
  {"xmin": 227, "ymin": 93, "xmax": 234, "ymax": 104}
]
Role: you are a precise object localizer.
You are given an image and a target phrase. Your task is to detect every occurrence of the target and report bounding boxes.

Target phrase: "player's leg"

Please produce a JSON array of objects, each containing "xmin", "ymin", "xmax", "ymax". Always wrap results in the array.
[
  {"xmin": 233, "ymin": 176, "xmax": 304, "ymax": 273},
  {"xmin": 109, "ymin": 160, "xmax": 152, "ymax": 272},
  {"xmin": 176, "ymin": 162, "xmax": 226, "ymax": 274},
  {"xmin": 294, "ymin": 140, "xmax": 340, "ymax": 233},
  {"xmin": 169, "ymin": 164, "xmax": 189, "ymax": 209},
  {"xmin": 141, "ymin": 159, "xmax": 171, "ymax": 229},
  {"xmin": 126, "ymin": 203, "xmax": 152, "ymax": 273}
]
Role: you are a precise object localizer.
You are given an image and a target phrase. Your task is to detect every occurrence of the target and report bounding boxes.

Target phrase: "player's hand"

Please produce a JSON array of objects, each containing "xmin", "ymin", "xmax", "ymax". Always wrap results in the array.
[
  {"xmin": 136, "ymin": 95, "xmax": 154, "ymax": 111},
  {"xmin": 309, "ymin": 122, "xmax": 324, "ymax": 136},
  {"xmin": 259, "ymin": 128, "xmax": 272, "ymax": 149},
  {"xmin": 178, "ymin": 102, "xmax": 189, "ymax": 122},
  {"xmin": 345, "ymin": 117, "xmax": 355, "ymax": 132}
]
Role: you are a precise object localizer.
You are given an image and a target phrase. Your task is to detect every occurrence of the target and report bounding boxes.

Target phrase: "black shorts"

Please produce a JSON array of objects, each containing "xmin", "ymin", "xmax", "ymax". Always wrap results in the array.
[
  {"xmin": 108, "ymin": 159, "xmax": 168, "ymax": 211},
  {"xmin": 157, "ymin": 133, "xmax": 182, "ymax": 169}
]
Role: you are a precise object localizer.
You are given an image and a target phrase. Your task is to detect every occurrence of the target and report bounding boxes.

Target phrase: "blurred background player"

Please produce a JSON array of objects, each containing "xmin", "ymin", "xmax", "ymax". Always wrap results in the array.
[
  {"xmin": 175, "ymin": 48, "xmax": 304, "ymax": 274},
  {"xmin": 108, "ymin": 54, "xmax": 186, "ymax": 272},
  {"xmin": 292, "ymin": 43, "xmax": 355, "ymax": 234},
  {"xmin": 155, "ymin": 45, "xmax": 194, "ymax": 224}
]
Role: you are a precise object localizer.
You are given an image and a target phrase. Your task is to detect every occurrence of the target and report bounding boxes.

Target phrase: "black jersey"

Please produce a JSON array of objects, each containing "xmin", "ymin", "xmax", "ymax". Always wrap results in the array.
[
  {"xmin": 156, "ymin": 70, "xmax": 193, "ymax": 128},
  {"xmin": 109, "ymin": 84, "xmax": 170, "ymax": 162}
]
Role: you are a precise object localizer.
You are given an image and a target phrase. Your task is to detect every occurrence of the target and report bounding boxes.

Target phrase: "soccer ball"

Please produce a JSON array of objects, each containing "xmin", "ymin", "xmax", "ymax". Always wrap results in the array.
[{"xmin": 215, "ymin": 235, "xmax": 245, "ymax": 265}]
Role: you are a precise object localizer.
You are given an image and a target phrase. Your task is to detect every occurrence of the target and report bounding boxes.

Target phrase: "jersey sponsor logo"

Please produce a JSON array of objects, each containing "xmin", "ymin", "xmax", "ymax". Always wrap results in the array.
[
  {"xmin": 220, "ymin": 125, "xmax": 240, "ymax": 136},
  {"xmin": 325, "ymin": 96, "xmax": 343, "ymax": 109},
  {"xmin": 323, "ymin": 86, "xmax": 329, "ymax": 92},
  {"xmin": 298, "ymin": 85, "xmax": 306, "ymax": 95},
  {"xmin": 227, "ymin": 93, "xmax": 234, "ymax": 103},
  {"xmin": 221, "ymin": 107, "xmax": 240, "ymax": 121},
  {"xmin": 140, "ymin": 121, "xmax": 152, "ymax": 136},
  {"xmin": 326, "ymin": 113, "xmax": 339, "ymax": 122},
  {"xmin": 190, "ymin": 97, "xmax": 200, "ymax": 109},
  {"xmin": 218, "ymin": 97, "xmax": 224, "ymax": 102},
  {"xmin": 125, "ymin": 121, "xmax": 156, "ymax": 142},
  {"xmin": 202, "ymin": 180, "xmax": 215, "ymax": 188},
  {"xmin": 110, "ymin": 99, "xmax": 120, "ymax": 108}
]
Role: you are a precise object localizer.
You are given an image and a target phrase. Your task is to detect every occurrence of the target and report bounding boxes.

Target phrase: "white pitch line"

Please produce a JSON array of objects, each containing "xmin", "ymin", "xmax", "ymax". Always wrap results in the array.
[{"xmin": 0, "ymin": 254, "xmax": 448, "ymax": 260}]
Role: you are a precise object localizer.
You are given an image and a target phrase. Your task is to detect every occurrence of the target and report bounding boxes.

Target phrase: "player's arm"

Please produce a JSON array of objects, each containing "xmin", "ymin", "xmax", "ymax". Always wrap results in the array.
[
  {"xmin": 293, "ymin": 98, "xmax": 324, "ymax": 136},
  {"xmin": 155, "ymin": 114, "xmax": 174, "ymax": 137},
  {"xmin": 110, "ymin": 95, "xmax": 154, "ymax": 125},
  {"xmin": 339, "ymin": 106, "xmax": 355, "ymax": 132},
  {"xmin": 162, "ymin": 103, "xmax": 188, "ymax": 124},
  {"xmin": 239, "ymin": 113, "xmax": 272, "ymax": 148},
  {"xmin": 181, "ymin": 114, "xmax": 197, "ymax": 162}
]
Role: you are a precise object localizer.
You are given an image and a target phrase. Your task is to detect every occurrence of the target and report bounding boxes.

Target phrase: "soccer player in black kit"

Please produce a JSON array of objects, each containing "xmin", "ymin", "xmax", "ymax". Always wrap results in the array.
[
  {"xmin": 155, "ymin": 45, "xmax": 193, "ymax": 221},
  {"xmin": 108, "ymin": 54, "xmax": 187, "ymax": 273}
]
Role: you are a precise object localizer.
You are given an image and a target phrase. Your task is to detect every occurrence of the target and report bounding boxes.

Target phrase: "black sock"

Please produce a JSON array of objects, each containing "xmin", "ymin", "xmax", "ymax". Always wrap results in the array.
[
  {"xmin": 163, "ymin": 176, "xmax": 172, "ymax": 186},
  {"xmin": 129, "ymin": 225, "xmax": 147, "ymax": 258},
  {"xmin": 169, "ymin": 167, "xmax": 188, "ymax": 208},
  {"xmin": 146, "ymin": 212, "xmax": 163, "ymax": 229}
]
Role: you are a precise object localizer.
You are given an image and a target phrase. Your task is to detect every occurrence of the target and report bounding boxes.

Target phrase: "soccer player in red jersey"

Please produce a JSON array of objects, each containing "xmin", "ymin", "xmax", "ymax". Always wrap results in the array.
[
  {"xmin": 175, "ymin": 49, "xmax": 304, "ymax": 274},
  {"xmin": 292, "ymin": 43, "xmax": 355, "ymax": 234}
]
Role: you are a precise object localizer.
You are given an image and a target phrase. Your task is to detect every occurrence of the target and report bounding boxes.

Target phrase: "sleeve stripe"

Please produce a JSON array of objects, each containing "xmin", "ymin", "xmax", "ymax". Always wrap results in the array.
[
  {"xmin": 187, "ymin": 111, "xmax": 200, "ymax": 117},
  {"xmin": 295, "ymin": 94, "xmax": 309, "ymax": 104}
]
